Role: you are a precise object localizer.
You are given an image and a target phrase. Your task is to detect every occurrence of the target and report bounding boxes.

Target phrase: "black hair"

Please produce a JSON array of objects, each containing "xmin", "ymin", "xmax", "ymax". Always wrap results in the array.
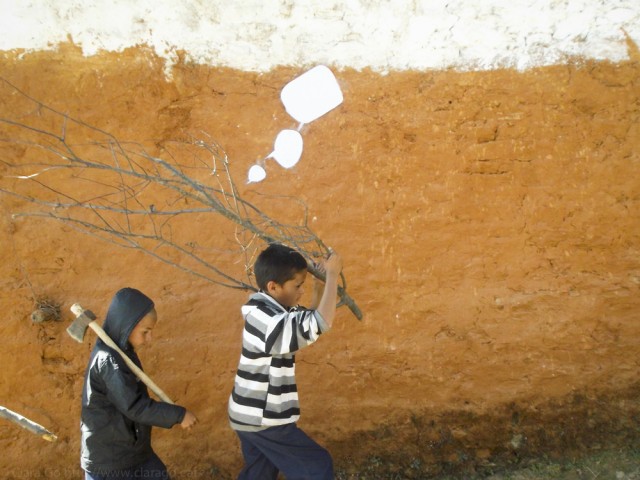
[{"xmin": 254, "ymin": 243, "xmax": 307, "ymax": 291}]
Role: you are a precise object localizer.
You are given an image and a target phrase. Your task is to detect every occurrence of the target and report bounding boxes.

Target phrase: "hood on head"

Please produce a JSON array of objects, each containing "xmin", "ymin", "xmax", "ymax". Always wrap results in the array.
[{"xmin": 102, "ymin": 287, "xmax": 154, "ymax": 350}]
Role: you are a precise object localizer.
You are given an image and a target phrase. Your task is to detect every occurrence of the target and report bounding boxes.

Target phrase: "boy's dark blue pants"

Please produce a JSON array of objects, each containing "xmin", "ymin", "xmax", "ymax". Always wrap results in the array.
[{"xmin": 236, "ymin": 423, "xmax": 333, "ymax": 480}]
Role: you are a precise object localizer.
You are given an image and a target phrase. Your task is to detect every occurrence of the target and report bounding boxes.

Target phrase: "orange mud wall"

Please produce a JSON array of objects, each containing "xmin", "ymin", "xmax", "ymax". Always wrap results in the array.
[{"xmin": 0, "ymin": 44, "xmax": 639, "ymax": 478}]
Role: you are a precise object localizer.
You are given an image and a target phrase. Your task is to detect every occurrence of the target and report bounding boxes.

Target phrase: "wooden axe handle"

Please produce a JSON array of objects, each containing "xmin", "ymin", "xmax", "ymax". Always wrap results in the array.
[
  {"xmin": 86, "ymin": 321, "xmax": 174, "ymax": 404},
  {"xmin": 69, "ymin": 302, "xmax": 176, "ymax": 405}
]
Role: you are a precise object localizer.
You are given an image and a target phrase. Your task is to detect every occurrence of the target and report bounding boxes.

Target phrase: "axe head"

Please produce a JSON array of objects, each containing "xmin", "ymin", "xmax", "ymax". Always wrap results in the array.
[{"xmin": 67, "ymin": 304, "xmax": 97, "ymax": 343}]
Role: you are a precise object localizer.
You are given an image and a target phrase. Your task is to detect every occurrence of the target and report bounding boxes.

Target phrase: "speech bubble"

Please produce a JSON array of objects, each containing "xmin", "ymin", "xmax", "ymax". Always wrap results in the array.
[
  {"xmin": 247, "ymin": 164, "xmax": 267, "ymax": 183},
  {"xmin": 280, "ymin": 65, "xmax": 343, "ymax": 124},
  {"xmin": 271, "ymin": 129, "xmax": 304, "ymax": 168}
]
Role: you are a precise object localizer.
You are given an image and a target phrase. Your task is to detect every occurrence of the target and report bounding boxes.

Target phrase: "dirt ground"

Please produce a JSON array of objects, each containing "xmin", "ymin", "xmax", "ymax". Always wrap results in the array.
[{"xmin": 0, "ymin": 42, "xmax": 639, "ymax": 478}]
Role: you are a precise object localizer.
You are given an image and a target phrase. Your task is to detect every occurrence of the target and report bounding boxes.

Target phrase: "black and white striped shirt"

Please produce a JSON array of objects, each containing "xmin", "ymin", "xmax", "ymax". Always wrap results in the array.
[{"xmin": 228, "ymin": 292, "xmax": 329, "ymax": 431}]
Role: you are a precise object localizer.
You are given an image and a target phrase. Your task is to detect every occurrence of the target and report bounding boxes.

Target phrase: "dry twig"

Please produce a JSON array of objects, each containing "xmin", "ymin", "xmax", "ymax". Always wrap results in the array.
[{"xmin": 0, "ymin": 77, "xmax": 362, "ymax": 320}]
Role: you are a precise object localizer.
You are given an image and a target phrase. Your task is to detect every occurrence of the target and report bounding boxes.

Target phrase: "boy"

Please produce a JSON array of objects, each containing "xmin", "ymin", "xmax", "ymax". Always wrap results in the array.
[
  {"xmin": 80, "ymin": 287, "xmax": 198, "ymax": 480},
  {"xmin": 228, "ymin": 243, "xmax": 343, "ymax": 480}
]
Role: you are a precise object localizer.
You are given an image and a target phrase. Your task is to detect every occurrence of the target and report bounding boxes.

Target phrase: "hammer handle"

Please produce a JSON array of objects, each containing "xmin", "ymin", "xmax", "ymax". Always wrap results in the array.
[{"xmin": 87, "ymin": 321, "xmax": 174, "ymax": 404}]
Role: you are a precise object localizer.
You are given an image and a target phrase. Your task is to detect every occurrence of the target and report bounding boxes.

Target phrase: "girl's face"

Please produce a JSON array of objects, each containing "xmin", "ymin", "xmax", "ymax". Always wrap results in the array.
[
  {"xmin": 128, "ymin": 308, "xmax": 157, "ymax": 348},
  {"xmin": 268, "ymin": 270, "xmax": 307, "ymax": 308}
]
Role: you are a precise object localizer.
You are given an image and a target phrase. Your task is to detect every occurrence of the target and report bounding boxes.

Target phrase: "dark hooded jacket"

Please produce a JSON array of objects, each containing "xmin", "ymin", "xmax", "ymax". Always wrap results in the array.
[{"xmin": 80, "ymin": 288, "xmax": 186, "ymax": 473}]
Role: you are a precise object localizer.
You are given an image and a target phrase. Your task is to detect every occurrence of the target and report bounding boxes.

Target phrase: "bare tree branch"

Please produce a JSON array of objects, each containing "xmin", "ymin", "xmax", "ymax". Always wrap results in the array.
[{"xmin": 0, "ymin": 76, "xmax": 362, "ymax": 320}]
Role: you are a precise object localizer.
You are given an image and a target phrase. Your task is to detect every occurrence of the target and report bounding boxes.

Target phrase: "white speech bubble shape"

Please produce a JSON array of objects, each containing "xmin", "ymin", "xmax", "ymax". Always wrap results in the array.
[
  {"xmin": 247, "ymin": 164, "xmax": 267, "ymax": 183},
  {"xmin": 280, "ymin": 65, "xmax": 343, "ymax": 124},
  {"xmin": 272, "ymin": 129, "xmax": 304, "ymax": 168}
]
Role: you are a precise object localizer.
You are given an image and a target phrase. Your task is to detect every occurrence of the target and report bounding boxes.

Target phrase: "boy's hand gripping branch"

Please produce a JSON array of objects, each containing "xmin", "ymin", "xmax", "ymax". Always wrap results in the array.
[
  {"xmin": 306, "ymin": 254, "xmax": 362, "ymax": 321},
  {"xmin": 67, "ymin": 303, "xmax": 174, "ymax": 404}
]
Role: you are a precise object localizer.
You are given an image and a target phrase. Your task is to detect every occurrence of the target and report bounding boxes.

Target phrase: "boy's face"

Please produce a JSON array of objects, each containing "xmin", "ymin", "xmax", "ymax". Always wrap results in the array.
[
  {"xmin": 128, "ymin": 309, "xmax": 157, "ymax": 348},
  {"xmin": 267, "ymin": 270, "xmax": 307, "ymax": 308}
]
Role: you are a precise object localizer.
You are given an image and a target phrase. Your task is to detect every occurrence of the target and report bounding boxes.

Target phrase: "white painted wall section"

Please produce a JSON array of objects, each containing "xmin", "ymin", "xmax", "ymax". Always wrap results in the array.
[{"xmin": 1, "ymin": 0, "xmax": 638, "ymax": 72}]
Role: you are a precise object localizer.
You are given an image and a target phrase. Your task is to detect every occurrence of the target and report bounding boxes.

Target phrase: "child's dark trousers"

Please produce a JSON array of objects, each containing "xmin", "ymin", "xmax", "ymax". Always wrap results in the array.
[
  {"xmin": 236, "ymin": 423, "xmax": 333, "ymax": 479},
  {"xmin": 83, "ymin": 453, "xmax": 170, "ymax": 479}
]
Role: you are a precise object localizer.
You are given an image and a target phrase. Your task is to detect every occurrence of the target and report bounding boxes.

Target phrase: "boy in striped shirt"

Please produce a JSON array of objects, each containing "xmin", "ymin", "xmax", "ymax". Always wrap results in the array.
[{"xmin": 228, "ymin": 243, "xmax": 343, "ymax": 479}]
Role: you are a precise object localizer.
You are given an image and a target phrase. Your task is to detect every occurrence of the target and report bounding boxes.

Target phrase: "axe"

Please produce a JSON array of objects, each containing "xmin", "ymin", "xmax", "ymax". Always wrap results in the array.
[
  {"xmin": 0, "ymin": 405, "xmax": 57, "ymax": 441},
  {"xmin": 67, "ymin": 303, "xmax": 174, "ymax": 404}
]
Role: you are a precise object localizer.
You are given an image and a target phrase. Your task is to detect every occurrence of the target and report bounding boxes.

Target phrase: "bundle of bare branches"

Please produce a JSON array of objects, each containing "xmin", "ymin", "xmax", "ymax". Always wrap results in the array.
[{"xmin": 0, "ymin": 77, "xmax": 361, "ymax": 320}]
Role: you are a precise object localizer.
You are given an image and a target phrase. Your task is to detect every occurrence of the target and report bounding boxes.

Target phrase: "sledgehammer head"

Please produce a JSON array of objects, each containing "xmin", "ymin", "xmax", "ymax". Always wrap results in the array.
[{"xmin": 66, "ymin": 304, "xmax": 97, "ymax": 343}]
